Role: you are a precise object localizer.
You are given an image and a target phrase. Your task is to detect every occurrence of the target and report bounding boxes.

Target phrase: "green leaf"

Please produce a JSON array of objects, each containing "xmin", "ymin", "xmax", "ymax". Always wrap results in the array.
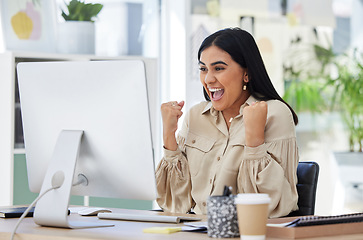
[
  {"xmin": 62, "ymin": 0, "xmax": 103, "ymax": 22},
  {"xmin": 284, "ymin": 39, "xmax": 363, "ymax": 151}
]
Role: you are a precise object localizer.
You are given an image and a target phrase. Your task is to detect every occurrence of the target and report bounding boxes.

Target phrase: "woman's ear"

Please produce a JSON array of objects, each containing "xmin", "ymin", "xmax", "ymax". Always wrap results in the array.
[{"xmin": 244, "ymin": 72, "xmax": 249, "ymax": 83}]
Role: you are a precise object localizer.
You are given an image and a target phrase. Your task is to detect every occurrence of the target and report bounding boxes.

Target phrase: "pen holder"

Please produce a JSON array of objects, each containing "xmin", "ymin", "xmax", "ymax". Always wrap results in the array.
[{"xmin": 207, "ymin": 195, "xmax": 239, "ymax": 238}]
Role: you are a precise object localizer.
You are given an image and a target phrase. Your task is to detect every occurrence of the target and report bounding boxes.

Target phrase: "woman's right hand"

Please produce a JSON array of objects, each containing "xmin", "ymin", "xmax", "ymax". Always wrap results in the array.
[{"xmin": 161, "ymin": 101, "xmax": 185, "ymax": 151}]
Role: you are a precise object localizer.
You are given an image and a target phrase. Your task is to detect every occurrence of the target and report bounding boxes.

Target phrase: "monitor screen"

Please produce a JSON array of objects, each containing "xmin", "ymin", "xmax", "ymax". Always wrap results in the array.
[{"xmin": 17, "ymin": 60, "xmax": 157, "ymax": 228}]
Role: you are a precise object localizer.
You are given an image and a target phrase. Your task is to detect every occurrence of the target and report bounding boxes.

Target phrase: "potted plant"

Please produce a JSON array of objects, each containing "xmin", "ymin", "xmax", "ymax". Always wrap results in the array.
[
  {"xmin": 283, "ymin": 35, "xmax": 363, "ymax": 192},
  {"xmin": 283, "ymin": 34, "xmax": 363, "ymax": 151},
  {"xmin": 57, "ymin": 0, "xmax": 103, "ymax": 54},
  {"xmin": 61, "ymin": 0, "xmax": 103, "ymax": 22},
  {"xmin": 327, "ymin": 50, "xmax": 363, "ymax": 152},
  {"xmin": 283, "ymin": 37, "xmax": 336, "ymax": 114},
  {"xmin": 327, "ymin": 50, "xmax": 363, "ymax": 189},
  {"xmin": 283, "ymin": 36, "xmax": 334, "ymax": 135}
]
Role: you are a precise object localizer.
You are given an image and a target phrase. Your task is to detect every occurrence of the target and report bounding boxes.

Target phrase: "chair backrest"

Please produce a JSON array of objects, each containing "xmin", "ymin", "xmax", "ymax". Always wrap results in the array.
[{"xmin": 287, "ymin": 161, "xmax": 319, "ymax": 217}]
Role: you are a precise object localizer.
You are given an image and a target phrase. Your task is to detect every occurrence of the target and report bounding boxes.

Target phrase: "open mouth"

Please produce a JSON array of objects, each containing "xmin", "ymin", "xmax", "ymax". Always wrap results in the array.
[{"xmin": 209, "ymin": 88, "xmax": 224, "ymax": 101}]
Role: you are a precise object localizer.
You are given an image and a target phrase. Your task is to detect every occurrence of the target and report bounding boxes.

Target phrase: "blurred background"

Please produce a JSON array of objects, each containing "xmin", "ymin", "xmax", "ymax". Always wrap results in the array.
[{"xmin": 0, "ymin": 0, "xmax": 362, "ymax": 215}]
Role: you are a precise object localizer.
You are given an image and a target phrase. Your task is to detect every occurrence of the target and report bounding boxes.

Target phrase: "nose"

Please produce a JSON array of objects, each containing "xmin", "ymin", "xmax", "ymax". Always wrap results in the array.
[{"xmin": 204, "ymin": 71, "xmax": 215, "ymax": 84}]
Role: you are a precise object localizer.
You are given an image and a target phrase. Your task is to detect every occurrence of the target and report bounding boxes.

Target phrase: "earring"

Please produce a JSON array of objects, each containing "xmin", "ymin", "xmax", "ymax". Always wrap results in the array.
[{"xmin": 243, "ymin": 85, "xmax": 247, "ymax": 91}]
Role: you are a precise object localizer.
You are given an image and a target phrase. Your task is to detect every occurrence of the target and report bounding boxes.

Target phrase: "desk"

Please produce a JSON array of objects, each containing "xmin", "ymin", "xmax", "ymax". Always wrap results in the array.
[{"xmin": 1, "ymin": 208, "xmax": 363, "ymax": 240}]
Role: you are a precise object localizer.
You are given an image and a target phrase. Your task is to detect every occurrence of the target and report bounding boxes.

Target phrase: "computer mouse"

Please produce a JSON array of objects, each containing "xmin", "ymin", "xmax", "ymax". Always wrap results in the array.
[{"xmin": 78, "ymin": 207, "xmax": 112, "ymax": 216}]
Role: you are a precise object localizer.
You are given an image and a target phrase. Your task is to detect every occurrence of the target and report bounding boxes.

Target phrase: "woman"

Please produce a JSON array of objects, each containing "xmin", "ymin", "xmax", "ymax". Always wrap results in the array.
[{"xmin": 156, "ymin": 27, "xmax": 299, "ymax": 218}]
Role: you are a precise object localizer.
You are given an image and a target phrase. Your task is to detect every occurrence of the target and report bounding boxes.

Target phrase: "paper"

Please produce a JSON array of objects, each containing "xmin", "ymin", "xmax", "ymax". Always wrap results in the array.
[
  {"xmin": 267, "ymin": 222, "xmax": 292, "ymax": 228},
  {"xmin": 98, "ymin": 212, "xmax": 201, "ymax": 223},
  {"xmin": 184, "ymin": 221, "xmax": 208, "ymax": 228},
  {"xmin": 183, "ymin": 221, "xmax": 208, "ymax": 232}
]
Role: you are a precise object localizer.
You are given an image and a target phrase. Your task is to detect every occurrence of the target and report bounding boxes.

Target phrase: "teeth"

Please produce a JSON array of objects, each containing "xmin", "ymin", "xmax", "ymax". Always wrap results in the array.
[{"xmin": 209, "ymin": 88, "xmax": 223, "ymax": 92}]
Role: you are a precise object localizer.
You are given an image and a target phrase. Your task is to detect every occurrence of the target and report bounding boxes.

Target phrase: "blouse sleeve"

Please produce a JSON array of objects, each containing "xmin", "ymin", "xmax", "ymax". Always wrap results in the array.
[
  {"xmin": 237, "ymin": 101, "xmax": 299, "ymax": 218},
  {"xmin": 155, "ymin": 127, "xmax": 194, "ymax": 213}
]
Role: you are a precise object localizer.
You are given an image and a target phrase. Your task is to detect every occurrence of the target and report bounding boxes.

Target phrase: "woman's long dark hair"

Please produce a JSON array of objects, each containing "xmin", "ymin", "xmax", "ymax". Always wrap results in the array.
[{"xmin": 198, "ymin": 27, "xmax": 298, "ymax": 125}]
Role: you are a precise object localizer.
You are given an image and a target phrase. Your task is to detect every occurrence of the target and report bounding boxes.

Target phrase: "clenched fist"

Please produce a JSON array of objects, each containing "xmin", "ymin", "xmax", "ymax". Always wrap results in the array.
[
  {"xmin": 161, "ymin": 101, "xmax": 185, "ymax": 151},
  {"xmin": 243, "ymin": 101, "xmax": 267, "ymax": 147}
]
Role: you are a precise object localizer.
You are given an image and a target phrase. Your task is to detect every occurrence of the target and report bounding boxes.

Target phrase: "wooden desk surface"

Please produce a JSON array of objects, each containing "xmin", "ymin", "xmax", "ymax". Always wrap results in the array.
[
  {"xmin": 1, "ymin": 208, "xmax": 208, "ymax": 240},
  {"xmin": 1, "ymin": 208, "xmax": 363, "ymax": 240}
]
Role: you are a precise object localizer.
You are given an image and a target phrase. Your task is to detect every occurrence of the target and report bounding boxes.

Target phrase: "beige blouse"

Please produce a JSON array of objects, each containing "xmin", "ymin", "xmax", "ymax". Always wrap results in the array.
[{"xmin": 156, "ymin": 96, "xmax": 299, "ymax": 218}]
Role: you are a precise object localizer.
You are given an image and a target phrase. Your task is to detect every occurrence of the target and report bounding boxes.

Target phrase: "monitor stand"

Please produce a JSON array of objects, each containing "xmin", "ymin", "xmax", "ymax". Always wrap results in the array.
[{"xmin": 33, "ymin": 130, "xmax": 114, "ymax": 228}]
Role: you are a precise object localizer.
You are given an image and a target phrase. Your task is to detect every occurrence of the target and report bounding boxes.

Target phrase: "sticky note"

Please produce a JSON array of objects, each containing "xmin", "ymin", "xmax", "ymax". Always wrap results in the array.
[{"xmin": 143, "ymin": 227, "xmax": 182, "ymax": 234}]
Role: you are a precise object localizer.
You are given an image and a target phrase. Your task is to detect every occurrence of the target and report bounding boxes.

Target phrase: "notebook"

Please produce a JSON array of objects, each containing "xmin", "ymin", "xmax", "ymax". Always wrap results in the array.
[
  {"xmin": 285, "ymin": 212, "xmax": 363, "ymax": 227},
  {"xmin": 0, "ymin": 207, "xmax": 35, "ymax": 218},
  {"xmin": 267, "ymin": 212, "xmax": 363, "ymax": 239},
  {"xmin": 0, "ymin": 207, "xmax": 70, "ymax": 218},
  {"xmin": 98, "ymin": 212, "xmax": 201, "ymax": 224}
]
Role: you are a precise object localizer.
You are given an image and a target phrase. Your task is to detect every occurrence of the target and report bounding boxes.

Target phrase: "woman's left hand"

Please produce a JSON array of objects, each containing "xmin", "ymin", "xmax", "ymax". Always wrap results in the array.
[{"xmin": 243, "ymin": 101, "xmax": 267, "ymax": 147}]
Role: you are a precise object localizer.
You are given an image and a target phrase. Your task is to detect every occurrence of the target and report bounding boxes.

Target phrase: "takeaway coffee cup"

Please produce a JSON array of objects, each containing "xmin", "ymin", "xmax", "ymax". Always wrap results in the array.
[
  {"xmin": 207, "ymin": 195, "xmax": 239, "ymax": 238},
  {"xmin": 235, "ymin": 193, "xmax": 271, "ymax": 240}
]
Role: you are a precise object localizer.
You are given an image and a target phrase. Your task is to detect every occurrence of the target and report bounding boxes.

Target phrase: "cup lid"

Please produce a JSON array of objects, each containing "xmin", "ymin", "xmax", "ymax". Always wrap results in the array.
[{"xmin": 234, "ymin": 193, "xmax": 271, "ymax": 205}]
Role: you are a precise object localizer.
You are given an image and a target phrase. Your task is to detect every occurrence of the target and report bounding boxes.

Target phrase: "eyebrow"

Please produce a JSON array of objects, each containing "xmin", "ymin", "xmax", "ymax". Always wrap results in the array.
[{"xmin": 198, "ymin": 60, "xmax": 228, "ymax": 66}]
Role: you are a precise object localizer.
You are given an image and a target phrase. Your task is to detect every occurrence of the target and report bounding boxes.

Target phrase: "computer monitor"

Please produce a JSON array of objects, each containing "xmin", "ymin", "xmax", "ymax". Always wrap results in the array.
[{"xmin": 17, "ymin": 60, "xmax": 157, "ymax": 228}]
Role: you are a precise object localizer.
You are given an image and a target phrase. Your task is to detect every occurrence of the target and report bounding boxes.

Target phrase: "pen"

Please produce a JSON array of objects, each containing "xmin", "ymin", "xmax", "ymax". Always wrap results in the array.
[{"xmin": 223, "ymin": 185, "xmax": 232, "ymax": 196}]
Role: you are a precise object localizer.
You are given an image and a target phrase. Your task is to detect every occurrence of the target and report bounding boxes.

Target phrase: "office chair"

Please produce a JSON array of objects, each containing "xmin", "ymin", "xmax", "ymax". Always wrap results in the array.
[{"xmin": 287, "ymin": 161, "xmax": 319, "ymax": 217}]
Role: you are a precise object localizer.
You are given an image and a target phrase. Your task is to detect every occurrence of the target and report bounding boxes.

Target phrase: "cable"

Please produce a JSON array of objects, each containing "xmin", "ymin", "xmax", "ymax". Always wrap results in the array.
[
  {"xmin": 10, "ymin": 173, "xmax": 87, "ymax": 239},
  {"xmin": 10, "ymin": 186, "xmax": 58, "ymax": 240}
]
